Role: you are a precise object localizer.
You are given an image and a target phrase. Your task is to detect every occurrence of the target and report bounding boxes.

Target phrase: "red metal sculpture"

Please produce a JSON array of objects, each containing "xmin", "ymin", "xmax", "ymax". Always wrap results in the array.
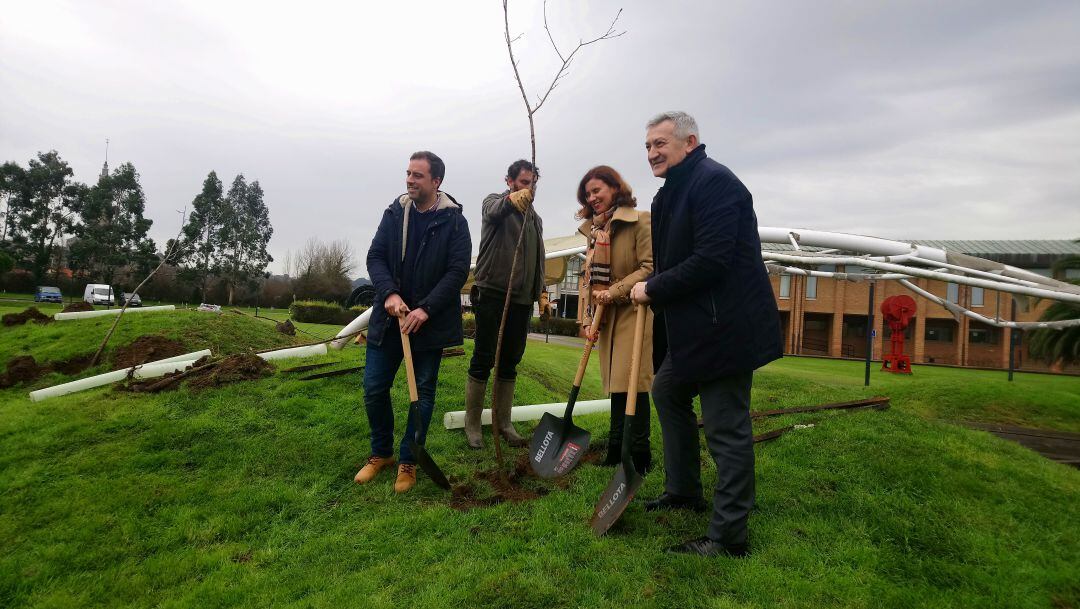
[{"xmin": 881, "ymin": 295, "xmax": 916, "ymax": 374}]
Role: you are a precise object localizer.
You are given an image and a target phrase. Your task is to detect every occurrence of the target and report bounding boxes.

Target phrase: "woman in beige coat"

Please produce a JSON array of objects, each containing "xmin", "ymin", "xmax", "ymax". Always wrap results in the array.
[{"xmin": 576, "ymin": 165, "xmax": 654, "ymax": 473}]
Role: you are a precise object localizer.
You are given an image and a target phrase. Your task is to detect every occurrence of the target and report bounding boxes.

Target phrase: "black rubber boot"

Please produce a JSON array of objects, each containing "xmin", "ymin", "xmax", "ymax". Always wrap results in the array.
[
  {"xmin": 601, "ymin": 394, "xmax": 626, "ymax": 466},
  {"xmin": 632, "ymin": 450, "xmax": 653, "ymax": 475}
]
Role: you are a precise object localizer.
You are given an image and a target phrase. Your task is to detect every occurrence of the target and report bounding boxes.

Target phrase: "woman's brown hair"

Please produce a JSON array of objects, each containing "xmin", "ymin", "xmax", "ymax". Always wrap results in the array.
[{"xmin": 575, "ymin": 165, "xmax": 637, "ymax": 220}]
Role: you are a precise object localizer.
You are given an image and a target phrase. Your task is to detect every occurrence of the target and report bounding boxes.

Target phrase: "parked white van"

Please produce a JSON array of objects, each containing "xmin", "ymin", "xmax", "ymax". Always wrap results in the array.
[{"xmin": 83, "ymin": 284, "xmax": 115, "ymax": 306}]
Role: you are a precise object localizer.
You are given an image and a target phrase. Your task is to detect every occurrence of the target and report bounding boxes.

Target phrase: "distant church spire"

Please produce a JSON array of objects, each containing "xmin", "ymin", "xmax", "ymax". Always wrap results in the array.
[{"xmin": 100, "ymin": 138, "xmax": 109, "ymax": 180}]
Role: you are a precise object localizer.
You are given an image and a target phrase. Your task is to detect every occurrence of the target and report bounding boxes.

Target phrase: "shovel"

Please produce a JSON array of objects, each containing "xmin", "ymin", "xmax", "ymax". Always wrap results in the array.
[
  {"xmin": 529, "ymin": 304, "xmax": 605, "ymax": 478},
  {"xmin": 399, "ymin": 319, "xmax": 451, "ymax": 490},
  {"xmin": 590, "ymin": 303, "xmax": 647, "ymax": 536}
]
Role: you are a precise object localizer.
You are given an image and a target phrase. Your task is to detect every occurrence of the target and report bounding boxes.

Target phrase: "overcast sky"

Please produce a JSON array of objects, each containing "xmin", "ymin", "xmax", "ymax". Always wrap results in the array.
[{"xmin": 3, "ymin": 0, "xmax": 1078, "ymax": 277}]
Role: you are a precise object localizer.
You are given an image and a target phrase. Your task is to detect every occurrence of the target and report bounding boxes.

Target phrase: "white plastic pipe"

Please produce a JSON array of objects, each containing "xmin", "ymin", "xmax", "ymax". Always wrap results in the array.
[
  {"xmin": 443, "ymin": 398, "xmax": 611, "ymax": 430},
  {"xmin": 257, "ymin": 343, "xmax": 328, "ymax": 361},
  {"xmin": 28, "ymin": 356, "xmax": 202, "ymax": 402},
  {"xmin": 330, "ymin": 308, "xmax": 371, "ymax": 350},
  {"xmin": 152, "ymin": 349, "xmax": 212, "ymax": 364},
  {"xmin": 54, "ymin": 305, "xmax": 176, "ymax": 321}
]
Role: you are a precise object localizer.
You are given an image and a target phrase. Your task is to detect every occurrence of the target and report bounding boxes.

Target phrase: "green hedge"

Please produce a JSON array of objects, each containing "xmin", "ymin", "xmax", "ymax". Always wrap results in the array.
[
  {"xmin": 290, "ymin": 301, "xmax": 368, "ymax": 325},
  {"xmin": 531, "ymin": 317, "xmax": 581, "ymax": 337},
  {"xmin": 462, "ymin": 314, "xmax": 579, "ymax": 338}
]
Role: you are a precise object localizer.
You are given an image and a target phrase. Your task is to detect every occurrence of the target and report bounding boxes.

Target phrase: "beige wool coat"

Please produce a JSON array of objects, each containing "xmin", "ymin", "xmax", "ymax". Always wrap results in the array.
[{"xmin": 579, "ymin": 205, "xmax": 654, "ymax": 394}]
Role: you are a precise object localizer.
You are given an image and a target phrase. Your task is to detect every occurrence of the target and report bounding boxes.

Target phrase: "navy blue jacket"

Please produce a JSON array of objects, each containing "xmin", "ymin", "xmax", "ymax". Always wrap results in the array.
[
  {"xmin": 366, "ymin": 192, "xmax": 472, "ymax": 351},
  {"xmin": 645, "ymin": 145, "xmax": 782, "ymax": 382}
]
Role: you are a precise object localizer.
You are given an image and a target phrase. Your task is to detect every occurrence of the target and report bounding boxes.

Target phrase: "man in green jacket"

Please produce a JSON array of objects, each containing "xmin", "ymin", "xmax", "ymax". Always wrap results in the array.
[{"xmin": 465, "ymin": 159, "xmax": 546, "ymax": 449}]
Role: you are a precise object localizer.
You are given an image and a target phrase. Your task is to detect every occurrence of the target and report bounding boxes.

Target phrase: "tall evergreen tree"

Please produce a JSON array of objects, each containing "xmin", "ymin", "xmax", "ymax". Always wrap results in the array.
[
  {"xmin": 218, "ymin": 174, "xmax": 273, "ymax": 305},
  {"xmin": 69, "ymin": 162, "xmax": 156, "ymax": 285},
  {"xmin": 179, "ymin": 171, "xmax": 226, "ymax": 301},
  {"xmin": 0, "ymin": 161, "xmax": 27, "ymax": 247},
  {"xmin": 9, "ymin": 151, "xmax": 85, "ymax": 281}
]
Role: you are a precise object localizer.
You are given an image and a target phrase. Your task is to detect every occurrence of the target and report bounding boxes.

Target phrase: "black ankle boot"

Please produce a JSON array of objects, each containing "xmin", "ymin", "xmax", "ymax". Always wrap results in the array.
[
  {"xmin": 632, "ymin": 450, "xmax": 652, "ymax": 475},
  {"xmin": 600, "ymin": 439, "xmax": 622, "ymax": 466}
]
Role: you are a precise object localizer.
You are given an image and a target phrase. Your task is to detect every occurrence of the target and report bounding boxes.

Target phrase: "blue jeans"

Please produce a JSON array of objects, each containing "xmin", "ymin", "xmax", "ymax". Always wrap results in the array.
[{"xmin": 363, "ymin": 331, "xmax": 443, "ymax": 465}]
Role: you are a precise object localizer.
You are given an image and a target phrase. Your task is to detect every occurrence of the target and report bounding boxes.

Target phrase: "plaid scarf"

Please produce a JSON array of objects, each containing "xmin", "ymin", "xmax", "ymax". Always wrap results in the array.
[{"xmin": 583, "ymin": 208, "xmax": 616, "ymax": 320}]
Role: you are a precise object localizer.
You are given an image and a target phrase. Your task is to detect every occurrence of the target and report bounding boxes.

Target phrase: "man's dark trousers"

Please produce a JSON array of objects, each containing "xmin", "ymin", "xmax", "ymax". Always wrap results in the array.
[
  {"xmin": 468, "ymin": 287, "xmax": 531, "ymax": 382},
  {"xmin": 364, "ymin": 329, "xmax": 443, "ymax": 464},
  {"xmin": 651, "ymin": 354, "xmax": 754, "ymax": 547}
]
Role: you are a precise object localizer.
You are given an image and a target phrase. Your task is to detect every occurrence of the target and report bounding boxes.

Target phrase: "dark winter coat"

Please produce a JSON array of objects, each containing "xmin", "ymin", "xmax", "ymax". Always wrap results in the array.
[
  {"xmin": 645, "ymin": 145, "xmax": 782, "ymax": 382},
  {"xmin": 366, "ymin": 192, "xmax": 472, "ymax": 351},
  {"xmin": 473, "ymin": 190, "xmax": 545, "ymax": 302}
]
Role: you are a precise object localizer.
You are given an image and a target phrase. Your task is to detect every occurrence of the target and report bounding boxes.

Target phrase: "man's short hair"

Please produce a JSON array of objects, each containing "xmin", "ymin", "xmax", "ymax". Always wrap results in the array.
[
  {"xmin": 646, "ymin": 111, "xmax": 699, "ymax": 141},
  {"xmin": 506, "ymin": 159, "xmax": 538, "ymax": 181},
  {"xmin": 410, "ymin": 151, "xmax": 445, "ymax": 182}
]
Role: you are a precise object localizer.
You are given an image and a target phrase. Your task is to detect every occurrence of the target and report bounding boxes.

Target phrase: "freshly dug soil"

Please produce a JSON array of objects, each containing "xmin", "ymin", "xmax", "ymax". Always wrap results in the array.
[
  {"xmin": 0, "ymin": 356, "xmax": 42, "ymax": 387},
  {"xmin": 2, "ymin": 307, "xmax": 53, "ymax": 327},
  {"xmin": 0, "ymin": 352, "xmax": 95, "ymax": 388},
  {"xmin": 120, "ymin": 353, "xmax": 273, "ymax": 393},
  {"xmin": 276, "ymin": 320, "xmax": 296, "ymax": 336},
  {"xmin": 187, "ymin": 353, "xmax": 273, "ymax": 390},
  {"xmin": 111, "ymin": 335, "xmax": 187, "ymax": 369},
  {"xmin": 449, "ymin": 453, "xmax": 554, "ymax": 511},
  {"xmin": 61, "ymin": 302, "xmax": 94, "ymax": 313}
]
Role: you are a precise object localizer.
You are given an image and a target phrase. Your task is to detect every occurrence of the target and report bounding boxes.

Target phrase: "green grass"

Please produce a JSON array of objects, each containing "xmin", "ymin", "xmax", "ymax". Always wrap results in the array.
[{"xmin": 1, "ymin": 312, "xmax": 1078, "ymax": 608}]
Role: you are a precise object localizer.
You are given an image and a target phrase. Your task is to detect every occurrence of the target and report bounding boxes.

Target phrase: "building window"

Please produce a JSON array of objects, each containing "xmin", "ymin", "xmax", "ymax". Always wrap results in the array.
[
  {"xmin": 806, "ymin": 276, "xmax": 817, "ymax": 300},
  {"xmin": 779, "ymin": 274, "xmax": 791, "ymax": 299},
  {"xmin": 947, "ymin": 283, "xmax": 959, "ymax": 303},
  {"xmin": 925, "ymin": 325, "xmax": 954, "ymax": 342},
  {"xmin": 969, "ymin": 328, "xmax": 996, "ymax": 344},
  {"xmin": 971, "ymin": 287, "xmax": 984, "ymax": 307}
]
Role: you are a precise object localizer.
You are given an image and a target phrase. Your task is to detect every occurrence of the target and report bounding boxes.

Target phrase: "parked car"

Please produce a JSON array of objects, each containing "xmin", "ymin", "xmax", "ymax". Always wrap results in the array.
[
  {"xmin": 120, "ymin": 292, "xmax": 142, "ymax": 307},
  {"xmin": 83, "ymin": 283, "xmax": 114, "ymax": 306},
  {"xmin": 34, "ymin": 286, "xmax": 63, "ymax": 303}
]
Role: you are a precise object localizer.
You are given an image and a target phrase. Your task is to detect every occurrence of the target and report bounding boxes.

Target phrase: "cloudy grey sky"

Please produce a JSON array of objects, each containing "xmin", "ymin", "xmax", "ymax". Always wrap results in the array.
[{"xmin": 3, "ymin": 0, "xmax": 1078, "ymax": 277}]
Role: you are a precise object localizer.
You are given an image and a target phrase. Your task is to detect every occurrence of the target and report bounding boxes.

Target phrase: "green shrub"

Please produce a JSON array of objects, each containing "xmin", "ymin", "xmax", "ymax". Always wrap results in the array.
[
  {"xmin": 290, "ymin": 300, "xmax": 364, "ymax": 325},
  {"xmin": 531, "ymin": 316, "xmax": 580, "ymax": 337}
]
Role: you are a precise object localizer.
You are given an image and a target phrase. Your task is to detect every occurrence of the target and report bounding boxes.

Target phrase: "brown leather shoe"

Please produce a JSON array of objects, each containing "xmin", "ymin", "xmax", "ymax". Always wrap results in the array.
[
  {"xmin": 394, "ymin": 463, "xmax": 417, "ymax": 493},
  {"xmin": 354, "ymin": 455, "xmax": 395, "ymax": 484}
]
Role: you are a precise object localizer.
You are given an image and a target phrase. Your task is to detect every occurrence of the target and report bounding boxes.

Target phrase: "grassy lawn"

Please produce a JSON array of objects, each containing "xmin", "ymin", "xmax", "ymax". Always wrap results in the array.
[{"xmin": 1, "ymin": 311, "xmax": 1078, "ymax": 608}]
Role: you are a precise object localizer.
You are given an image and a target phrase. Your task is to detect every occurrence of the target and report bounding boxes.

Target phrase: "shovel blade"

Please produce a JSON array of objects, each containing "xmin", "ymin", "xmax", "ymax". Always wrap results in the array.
[
  {"xmin": 529, "ymin": 412, "xmax": 591, "ymax": 478},
  {"xmin": 407, "ymin": 401, "xmax": 451, "ymax": 490},
  {"xmin": 590, "ymin": 463, "xmax": 643, "ymax": 536}
]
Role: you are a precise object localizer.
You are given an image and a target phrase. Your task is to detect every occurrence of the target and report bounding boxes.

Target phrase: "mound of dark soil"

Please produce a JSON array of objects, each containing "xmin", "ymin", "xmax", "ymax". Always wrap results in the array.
[
  {"xmin": 111, "ymin": 335, "xmax": 187, "ymax": 369},
  {"xmin": 2, "ymin": 307, "xmax": 53, "ymax": 327},
  {"xmin": 0, "ymin": 353, "xmax": 94, "ymax": 388},
  {"xmin": 276, "ymin": 320, "xmax": 296, "ymax": 336},
  {"xmin": 0, "ymin": 356, "xmax": 42, "ymax": 388},
  {"xmin": 61, "ymin": 302, "xmax": 94, "ymax": 313},
  {"xmin": 187, "ymin": 353, "xmax": 273, "ymax": 390},
  {"xmin": 119, "ymin": 353, "xmax": 273, "ymax": 393}
]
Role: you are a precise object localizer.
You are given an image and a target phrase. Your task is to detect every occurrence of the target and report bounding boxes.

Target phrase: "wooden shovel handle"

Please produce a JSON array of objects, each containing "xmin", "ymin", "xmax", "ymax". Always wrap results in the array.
[
  {"xmin": 625, "ymin": 304, "xmax": 647, "ymax": 417},
  {"xmin": 398, "ymin": 317, "xmax": 419, "ymax": 402},
  {"xmin": 573, "ymin": 304, "xmax": 605, "ymax": 386}
]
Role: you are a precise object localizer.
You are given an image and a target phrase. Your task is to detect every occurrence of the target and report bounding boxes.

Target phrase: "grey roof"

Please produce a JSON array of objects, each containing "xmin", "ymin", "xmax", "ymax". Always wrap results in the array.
[{"xmin": 909, "ymin": 240, "xmax": 1080, "ymax": 256}]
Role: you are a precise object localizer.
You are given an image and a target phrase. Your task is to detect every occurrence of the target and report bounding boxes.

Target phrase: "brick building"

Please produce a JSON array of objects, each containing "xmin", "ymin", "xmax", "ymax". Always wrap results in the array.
[{"xmin": 769, "ymin": 240, "xmax": 1080, "ymax": 373}]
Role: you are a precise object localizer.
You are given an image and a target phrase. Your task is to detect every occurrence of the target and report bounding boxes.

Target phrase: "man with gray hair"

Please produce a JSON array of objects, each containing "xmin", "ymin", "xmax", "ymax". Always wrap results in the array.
[{"xmin": 630, "ymin": 111, "xmax": 782, "ymax": 557}]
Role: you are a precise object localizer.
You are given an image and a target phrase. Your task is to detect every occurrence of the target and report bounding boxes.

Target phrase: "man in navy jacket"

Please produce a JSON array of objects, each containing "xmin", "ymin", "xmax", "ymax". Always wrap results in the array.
[
  {"xmin": 355, "ymin": 151, "xmax": 472, "ymax": 493},
  {"xmin": 631, "ymin": 112, "xmax": 782, "ymax": 557}
]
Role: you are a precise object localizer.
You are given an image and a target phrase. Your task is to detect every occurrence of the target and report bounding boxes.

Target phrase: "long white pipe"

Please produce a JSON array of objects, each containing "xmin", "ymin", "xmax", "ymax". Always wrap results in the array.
[
  {"xmin": 257, "ymin": 343, "xmax": 328, "ymax": 361},
  {"xmin": 897, "ymin": 279, "xmax": 1080, "ymax": 330},
  {"xmin": 54, "ymin": 305, "xmax": 176, "ymax": 321},
  {"xmin": 759, "ymin": 227, "xmax": 1070, "ymax": 289},
  {"xmin": 443, "ymin": 398, "xmax": 611, "ymax": 430},
  {"xmin": 152, "ymin": 349, "xmax": 212, "ymax": 364},
  {"xmin": 28, "ymin": 356, "xmax": 202, "ymax": 402},
  {"xmin": 762, "ymin": 251, "xmax": 1080, "ymax": 304}
]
